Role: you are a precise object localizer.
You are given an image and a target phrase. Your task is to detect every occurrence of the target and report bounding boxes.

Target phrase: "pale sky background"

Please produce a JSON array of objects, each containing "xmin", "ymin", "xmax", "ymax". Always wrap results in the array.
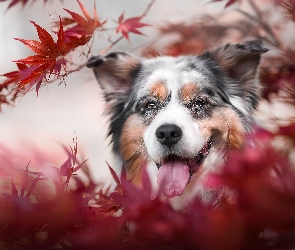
[{"xmin": 0, "ymin": 0, "xmax": 292, "ymax": 183}]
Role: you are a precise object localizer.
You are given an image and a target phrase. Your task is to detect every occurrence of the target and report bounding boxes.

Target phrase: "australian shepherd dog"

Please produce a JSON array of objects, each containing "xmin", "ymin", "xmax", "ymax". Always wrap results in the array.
[{"xmin": 87, "ymin": 40, "xmax": 268, "ymax": 209}]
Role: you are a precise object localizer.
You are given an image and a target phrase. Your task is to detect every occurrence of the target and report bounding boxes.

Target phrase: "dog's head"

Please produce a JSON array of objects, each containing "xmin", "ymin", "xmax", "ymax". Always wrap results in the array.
[{"xmin": 88, "ymin": 40, "xmax": 268, "ymax": 198}]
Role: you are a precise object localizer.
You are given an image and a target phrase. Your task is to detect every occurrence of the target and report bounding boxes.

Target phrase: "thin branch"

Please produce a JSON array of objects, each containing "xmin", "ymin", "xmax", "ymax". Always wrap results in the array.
[
  {"xmin": 212, "ymin": 196, "xmax": 230, "ymax": 209},
  {"xmin": 141, "ymin": 0, "xmax": 156, "ymax": 19},
  {"xmin": 99, "ymin": 36, "xmax": 124, "ymax": 55},
  {"xmin": 66, "ymin": 61, "xmax": 88, "ymax": 74}
]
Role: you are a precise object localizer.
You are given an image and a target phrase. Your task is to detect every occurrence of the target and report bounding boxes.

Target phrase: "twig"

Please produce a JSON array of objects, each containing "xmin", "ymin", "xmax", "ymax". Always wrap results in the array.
[
  {"xmin": 141, "ymin": 0, "xmax": 156, "ymax": 19},
  {"xmin": 99, "ymin": 36, "xmax": 124, "ymax": 55},
  {"xmin": 66, "ymin": 61, "xmax": 88, "ymax": 74},
  {"xmin": 212, "ymin": 195, "xmax": 230, "ymax": 209}
]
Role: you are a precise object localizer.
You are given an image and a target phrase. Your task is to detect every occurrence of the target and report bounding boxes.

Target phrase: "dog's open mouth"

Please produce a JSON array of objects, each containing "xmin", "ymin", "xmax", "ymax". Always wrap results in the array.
[{"xmin": 156, "ymin": 138, "xmax": 213, "ymax": 198}]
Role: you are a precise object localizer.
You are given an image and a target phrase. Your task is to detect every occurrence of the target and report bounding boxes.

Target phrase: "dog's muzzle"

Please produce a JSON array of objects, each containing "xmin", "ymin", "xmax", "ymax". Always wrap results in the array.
[{"xmin": 155, "ymin": 127, "xmax": 213, "ymax": 198}]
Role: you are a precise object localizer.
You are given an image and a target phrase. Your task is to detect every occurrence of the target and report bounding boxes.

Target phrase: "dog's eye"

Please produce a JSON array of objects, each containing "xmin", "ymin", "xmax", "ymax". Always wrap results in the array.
[
  {"xmin": 192, "ymin": 99, "xmax": 206, "ymax": 109},
  {"xmin": 146, "ymin": 101, "xmax": 158, "ymax": 110}
]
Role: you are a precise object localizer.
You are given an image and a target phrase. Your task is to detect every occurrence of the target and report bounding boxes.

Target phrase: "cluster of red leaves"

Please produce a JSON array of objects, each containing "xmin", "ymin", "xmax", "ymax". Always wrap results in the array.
[
  {"xmin": 0, "ymin": 0, "xmax": 151, "ymax": 110},
  {"xmin": 0, "ymin": 129, "xmax": 295, "ymax": 249},
  {"xmin": 1, "ymin": 0, "xmax": 103, "ymax": 97},
  {"xmin": 62, "ymin": 1, "xmax": 106, "ymax": 44}
]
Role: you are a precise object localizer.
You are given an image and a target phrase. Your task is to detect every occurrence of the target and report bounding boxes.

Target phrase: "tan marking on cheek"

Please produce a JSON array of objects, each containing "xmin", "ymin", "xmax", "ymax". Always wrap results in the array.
[
  {"xmin": 120, "ymin": 114, "xmax": 147, "ymax": 183},
  {"xmin": 150, "ymin": 82, "xmax": 168, "ymax": 101},
  {"xmin": 126, "ymin": 158, "xmax": 147, "ymax": 186},
  {"xmin": 198, "ymin": 108, "xmax": 245, "ymax": 149},
  {"xmin": 180, "ymin": 83, "xmax": 198, "ymax": 102}
]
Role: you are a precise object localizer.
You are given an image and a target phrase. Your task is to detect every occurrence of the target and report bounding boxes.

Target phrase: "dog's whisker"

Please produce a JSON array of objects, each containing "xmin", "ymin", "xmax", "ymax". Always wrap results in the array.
[
  {"xmin": 125, "ymin": 138, "xmax": 148, "ymax": 161},
  {"xmin": 226, "ymin": 123, "xmax": 232, "ymax": 150}
]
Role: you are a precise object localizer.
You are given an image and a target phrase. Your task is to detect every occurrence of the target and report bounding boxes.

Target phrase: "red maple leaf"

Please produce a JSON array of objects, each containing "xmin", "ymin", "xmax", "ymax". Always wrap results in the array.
[
  {"xmin": 0, "ymin": 63, "xmax": 30, "ymax": 109},
  {"xmin": 63, "ymin": 0, "xmax": 106, "ymax": 40},
  {"xmin": 4, "ymin": 19, "xmax": 80, "ymax": 94},
  {"xmin": 15, "ymin": 20, "xmax": 72, "ymax": 69},
  {"xmin": 1, "ymin": 63, "xmax": 28, "ymax": 86},
  {"xmin": 116, "ymin": 13, "xmax": 149, "ymax": 41},
  {"xmin": 2, "ymin": 64, "xmax": 46, "ymax": 94}
]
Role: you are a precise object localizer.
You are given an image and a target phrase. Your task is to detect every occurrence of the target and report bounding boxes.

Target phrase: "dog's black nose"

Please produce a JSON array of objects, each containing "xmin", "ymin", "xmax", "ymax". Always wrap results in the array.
[{"xmin": 156, "ymin": 124, "xmax": 182, "ymax": 147}]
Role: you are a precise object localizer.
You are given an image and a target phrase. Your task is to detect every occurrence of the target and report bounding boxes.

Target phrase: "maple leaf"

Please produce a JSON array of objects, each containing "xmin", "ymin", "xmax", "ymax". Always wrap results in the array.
[
  {"xmin": 63, "ymin": 0, "xmax": 106, "ymax": 40},
  {"xmin": 3, "ymin": 20, "xmax": 79, "ymax": 95},
  {"xmin": 2, "ymin": 63, "xmax": 48, "ymax": 95},
  {"xmin": 116, "ymin": 13, "xmax": 149, "ymax": 41},
  {"xmin": 15, "ymin": 20, "xmax": 72, "ymax": 68},
  {"xmin": 1, "ymin": 63, "xmax": 28, "ymax": 86},
  {"xmin": 0, "ymin": 63, "xmax": 28, "ymax": 109}
]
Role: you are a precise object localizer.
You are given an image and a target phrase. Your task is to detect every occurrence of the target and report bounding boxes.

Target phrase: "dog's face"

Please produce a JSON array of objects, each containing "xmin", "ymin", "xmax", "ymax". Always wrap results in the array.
[{"xmin": 88, "ymin": 40, "xmax": 268, "ymax": 198}]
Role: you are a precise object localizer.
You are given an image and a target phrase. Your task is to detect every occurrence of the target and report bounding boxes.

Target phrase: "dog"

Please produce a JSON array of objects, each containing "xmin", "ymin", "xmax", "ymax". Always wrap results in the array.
[{"xmin": 87, "ymin": 40, "xmax": 268, "ymax": 209}]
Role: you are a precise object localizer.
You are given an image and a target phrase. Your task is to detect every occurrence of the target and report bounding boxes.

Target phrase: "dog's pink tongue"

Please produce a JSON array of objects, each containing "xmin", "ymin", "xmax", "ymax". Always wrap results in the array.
[{"xmin": 157, "ymin": 159, "xmax": 190, "ymax": 198}]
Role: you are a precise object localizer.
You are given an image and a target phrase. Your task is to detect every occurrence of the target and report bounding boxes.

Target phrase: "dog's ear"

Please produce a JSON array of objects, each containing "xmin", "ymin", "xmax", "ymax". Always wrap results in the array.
[
  {"xmin": 207, "ymin": 40, "xmax": 268, "ymax": 83},
  {"xmin": 87, "ymin": 52, "xmax": 141, "ymax": 102},
  {"xmin": 203, "ymin": 40, "xmax": 268, "ymax": 110}
]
